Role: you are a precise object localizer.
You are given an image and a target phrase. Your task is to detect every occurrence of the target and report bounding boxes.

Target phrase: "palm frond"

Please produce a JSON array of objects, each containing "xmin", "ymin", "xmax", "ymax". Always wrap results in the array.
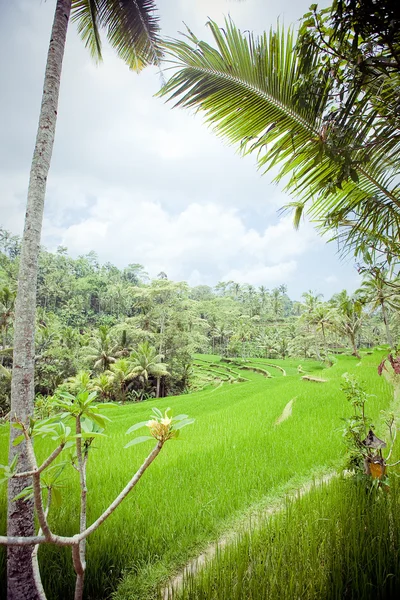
[
  {"xmin": 0, "ymin": 364, "xmax": 11, "ymax": 380},
  {"xmin": 72, "ymin": 0, "xmax": 102, "ymax": 61},
  {"xmin": 99, "ymin": 0, "xmax": 161, "ymax": 71},
  {"xmin": 160, "ymin": 19, "xmax": 400, "ymax": 259}
]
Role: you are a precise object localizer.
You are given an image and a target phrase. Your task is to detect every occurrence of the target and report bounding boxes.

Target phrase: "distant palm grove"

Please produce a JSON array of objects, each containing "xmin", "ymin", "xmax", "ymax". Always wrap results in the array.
[{"xmin": 1, "ymin": 226, "xmax": 398, "ymax": 414}]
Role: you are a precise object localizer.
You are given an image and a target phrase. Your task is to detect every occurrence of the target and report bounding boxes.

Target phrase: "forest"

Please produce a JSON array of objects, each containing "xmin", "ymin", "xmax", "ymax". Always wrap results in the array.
[{"xmin": 1, "ymin": 225, "xmax": 398, "ymax": 414}]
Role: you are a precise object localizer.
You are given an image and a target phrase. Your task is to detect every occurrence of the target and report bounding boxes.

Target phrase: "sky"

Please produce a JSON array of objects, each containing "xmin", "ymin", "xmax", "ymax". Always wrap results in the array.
[{"xmin": 0, "ymin": 0, "xmax": 362, "ymax": 300}]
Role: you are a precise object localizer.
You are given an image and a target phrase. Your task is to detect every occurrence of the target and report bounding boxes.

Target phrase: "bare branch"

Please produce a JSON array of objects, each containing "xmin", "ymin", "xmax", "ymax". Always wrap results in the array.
[{"xmin": 14, "ymin": 443, "xmax": 65, "ymax": 478}]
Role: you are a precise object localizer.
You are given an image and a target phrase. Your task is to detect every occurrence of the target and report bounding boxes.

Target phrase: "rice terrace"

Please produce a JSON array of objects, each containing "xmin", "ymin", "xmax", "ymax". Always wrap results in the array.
[{"xmin": 1, "ymin": 0, "xmax": 400, "ymax": 599}]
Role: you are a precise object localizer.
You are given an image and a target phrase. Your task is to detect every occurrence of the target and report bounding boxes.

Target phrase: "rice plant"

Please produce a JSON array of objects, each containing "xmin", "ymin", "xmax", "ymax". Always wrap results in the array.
[{"xmin": 0, "ymin": 349, "xmax": 394, "ymax": 599}]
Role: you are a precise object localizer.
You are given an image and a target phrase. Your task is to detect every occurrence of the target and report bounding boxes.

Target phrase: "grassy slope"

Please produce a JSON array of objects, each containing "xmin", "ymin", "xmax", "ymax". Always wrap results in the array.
[
  {"xmin": 0, "ymin": 350, "xmax": 392, "ymax": 599},
  {"xmin": 175, "ymin": 476, "xmax": 400, "ymax": 600}
]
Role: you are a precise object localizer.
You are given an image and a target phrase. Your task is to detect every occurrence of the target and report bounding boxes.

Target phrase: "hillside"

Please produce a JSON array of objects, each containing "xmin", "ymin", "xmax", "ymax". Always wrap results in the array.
[{"xmin": 1, "ymin": 349, "xmax": 393, "ymax": 599}]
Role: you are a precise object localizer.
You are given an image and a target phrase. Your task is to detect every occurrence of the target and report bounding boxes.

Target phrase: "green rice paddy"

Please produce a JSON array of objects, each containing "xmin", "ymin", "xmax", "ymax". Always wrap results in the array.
[{"xmin": 0, "ymin": 348, "xmax": 396, "ymax": 599}]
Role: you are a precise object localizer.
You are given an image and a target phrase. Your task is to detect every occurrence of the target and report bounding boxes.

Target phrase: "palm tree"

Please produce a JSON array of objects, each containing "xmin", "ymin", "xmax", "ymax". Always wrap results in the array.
[
  {"xmin": 300, "ymin": 291, "xmax": 325, "ymax": 360},
  {"xmin": 107, "ymin": 358, "xmax": 137, "ymax": 403},
  {"xmin": 82, "ymin": 325, "xmax": 120, "ymax": 371},
  {"xmin": 91, "ymin": 371, "xmax": 113, "ymax": 402},
  {"xmin": 271, "ymin": 287, "xmax": 284, "ymax": 322},
  {"xmin": 313, "ymin": 304, "xmax": 333, "ymax": 359},
  {"xmin": 330, "ymin": 291, "xmax": 364, "ymax": 358},
  {"xmin": 129, "ymin": 341, "xmax": 168, "ymax": 398},
  {"xmin": 9, "ymin": 4, "xmax": 161, "ymax": 593},
  {"xmin": 356, "ymin": 268, "xmax": 400, "ymax": 347},
  {"xmin": 159, "ymin": 20, "xmax": 400, "ymax": 260}
]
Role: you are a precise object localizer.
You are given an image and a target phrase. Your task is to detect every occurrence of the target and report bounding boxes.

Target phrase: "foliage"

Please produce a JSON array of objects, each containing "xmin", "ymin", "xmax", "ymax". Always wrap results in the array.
[
  {"xmin": 0, "ymin": 349, "xmax": 391, "ymax": 599},
  {"xmin": 0, "ymin": 228, "xmax": 396, "ymax": 409},
  {"xmin": 341, "ymin": 373, "xmax": 375, "ymax": 472},
  {"xmin": 0, "ymin": 387, "xmax": 193, "ymax": 599},
  {"xmin": 159, "ymin": 13, "xmax": 400, "ymax": 262}
]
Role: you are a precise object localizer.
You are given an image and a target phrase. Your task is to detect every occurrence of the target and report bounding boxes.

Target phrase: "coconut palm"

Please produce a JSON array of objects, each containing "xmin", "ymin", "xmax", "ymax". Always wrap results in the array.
[
  {"xmin": 159, "ymin": 19, "xmax": 400, "ymax": 260},
  {"xmin": 271, "ymin": 287, "xmax": 285, "ymax": 322},
  {"xmin": 356, "ymin": 268, "xmax": 400, "ymax": 346},
  {"xmin": 313, "ymin": 304, "xmax": 333, "ymax": 359},
  {"xmin": 300, "ymin": 291, "xmax": 325, "ymax": 360},
  {"xmin": 107, "ymin": 358, "xmax": 137, "ymax": 403},
  {"xmin": 91, "ymin": 371, "xmax": 113, "ymax": 402},
  {"xmin": 82, "ymin": 325, "xmax": 120, "ymax": 371},
  {"xmin": 330, "ymin": 291, "xmax": 364, "ymax": 359},
  {"xmin": 129, "ymin": 341, "xmax": 168, "ymax": 398},
  {"xmin": 8, "ymin": 3, "xmax": 161, "ymax": 595}
]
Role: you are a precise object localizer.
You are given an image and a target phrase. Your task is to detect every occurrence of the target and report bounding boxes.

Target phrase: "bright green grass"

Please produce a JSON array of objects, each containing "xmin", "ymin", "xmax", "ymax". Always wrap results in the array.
[
  {"xmin": 173, "ymin": 475, "xmax": 400, "ymax": 600},
  {"xmin": 0, "ymin": 350, "xmax": 392, "ymax": 599}
]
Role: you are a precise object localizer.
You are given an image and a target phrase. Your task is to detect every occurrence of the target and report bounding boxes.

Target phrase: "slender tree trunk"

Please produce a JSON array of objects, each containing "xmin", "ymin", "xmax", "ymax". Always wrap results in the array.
[
  {"xmin": 1, "ymin": 325, "xmax": 6, "ymax": 365},
  {"xmin": 74, "ymin": 417, "xmax": 87, "ymax": 600},
  {"xmin": 313, "ymin": 326, "xmax": 322, "ymax": 361},
  {"xmin": 349, "ymin": 332, "xmax": 361, "ymax": 359},
  {"xmin": 7, "ymin": 2, "xmax": 71, "ymax": 598},
  {"xmin": 381, "ymin": 300, "xmax": 393, "ymax": 347}
]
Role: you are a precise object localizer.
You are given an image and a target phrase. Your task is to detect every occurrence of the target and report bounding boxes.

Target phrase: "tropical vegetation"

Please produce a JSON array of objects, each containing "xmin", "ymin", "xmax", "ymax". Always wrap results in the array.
[
  {"xmin": 2, "ymin": 0, "xmax": 400, "ymax": 599},
  {"xmin": 1, "ymin": 230, "xmax": 399, "ymax": 414},
  {"xmin": 159, "ymin": 4, "xmax": 400, "ymax": 263}
]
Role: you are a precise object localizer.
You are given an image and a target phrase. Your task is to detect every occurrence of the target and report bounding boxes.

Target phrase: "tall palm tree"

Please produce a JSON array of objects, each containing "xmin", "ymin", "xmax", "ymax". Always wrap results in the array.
[
  {"xmin": 129, "ymin": 341, "xmax": 168, "ymax": 398},
  {"xmin": 300, "ymin": 291, "xmax": 325, "ymax": 360},
  {"xmin": 356, "ymin": 268, "xmax": 400, "ymax": 346},
  {"xmin": 330, "ymin": 291, "xmax": 364, "ymax": 358},
  {"xmin": 8, "ymin": 2, "xmax": 160, "ymax": 597},
  {"xmin": 159, "ymin": 20, "xmax": 400, "ymax": 260},
  {"xmin": 271, "ymin": 287, "xmax": 284, "ymax": 322}
]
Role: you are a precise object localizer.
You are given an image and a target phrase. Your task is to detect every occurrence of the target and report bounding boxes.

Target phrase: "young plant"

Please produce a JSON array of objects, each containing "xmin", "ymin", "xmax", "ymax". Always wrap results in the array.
[
  {"xmin": 341, "ymin": 374, "xmax": 397, "ymax": 482},
  {"xmin": 0, "ymin": 393, "xmax": 194, "ymax": 600}
]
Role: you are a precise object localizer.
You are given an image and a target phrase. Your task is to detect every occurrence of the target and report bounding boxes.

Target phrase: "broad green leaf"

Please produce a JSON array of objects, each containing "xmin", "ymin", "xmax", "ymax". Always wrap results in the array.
[
  {"xmin": 172, "ymin": 418, "xmax": 195, "ymax": 431},
  {"xmin": 126, "ymin": 421, "xmax": 149, "ymax": 435},
  {"xmin": 78, "ymin": 431, "xmax": 106, "ymax": 439},
  {"xmin": 12, "ymin": 435, "xmax": 25, "ymax": 447},
  {"xmin": 124, "ymin": 436, "xmax": 154, "ymax": 448},
  {"xmin": 172, "ymin": 414, "xmax": 189, "ymax": 422},
  {"xmin": 86, "ymin": 413, "xmax": 107, "ymax": 429},
  {"xmin": 51, "ymin": 487, "xmax": 62, "ymax": 509},
  {"xmin": 13, "ymin": 485, "xmax": 34, "ymax": 502}
]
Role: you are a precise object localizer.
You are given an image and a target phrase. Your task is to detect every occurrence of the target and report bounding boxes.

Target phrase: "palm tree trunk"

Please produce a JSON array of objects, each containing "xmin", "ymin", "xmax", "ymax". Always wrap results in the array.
[
  {"xmin": 349, "ymin": 333, "xmax": 361, "ymax": 359},
  {"xmin": 7, "ymin": 1, "xmax": 71, "ymax": 598},
  {"xmin": 313, "ymin": 326, "xmax": 322, "ymax": 361},
  {"xmin": 381, "ymin": 300, "xmax": 393, "ymax": 347}
]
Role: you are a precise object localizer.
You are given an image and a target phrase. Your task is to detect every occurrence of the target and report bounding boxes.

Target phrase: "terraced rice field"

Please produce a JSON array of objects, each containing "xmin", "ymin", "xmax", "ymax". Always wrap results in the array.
[{"xmin": 0, "ymin": 349, "xmax": 395, "ymax": 600}]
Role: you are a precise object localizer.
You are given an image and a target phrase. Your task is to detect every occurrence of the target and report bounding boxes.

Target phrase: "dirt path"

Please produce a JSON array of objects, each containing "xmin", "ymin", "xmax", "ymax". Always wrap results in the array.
[{"xmin": 162, "ymin": 471, "xmax": 336, "ymax": 600}]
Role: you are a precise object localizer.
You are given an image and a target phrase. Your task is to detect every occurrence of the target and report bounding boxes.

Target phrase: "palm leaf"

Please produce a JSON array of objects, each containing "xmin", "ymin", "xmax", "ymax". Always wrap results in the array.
[
  {"xmin": 159, "ymin": 19, "xmax": 400, "ymax": 259},
  {"xmin": 0, "ymin": 364, "xmax": 11, "ymax": 380},
  {"xmin": 72, "ymin": 0, "xmax": 102, "ymax": 61},
  {"xmin": 99, "ymin": 0, "xmax": 161, "ymax": 71},
  {"xmin": 72, "ymin": 0, "xmax": 161, "ymax": 70}
]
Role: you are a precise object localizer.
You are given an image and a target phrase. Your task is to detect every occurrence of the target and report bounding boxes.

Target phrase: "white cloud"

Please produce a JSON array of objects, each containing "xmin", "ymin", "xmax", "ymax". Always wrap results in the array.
[
  {"xmin": 58, "ymin": 193, "xmax": 320, "ymax": 286},
  {"xmin": 0, "ymin": 0, "xmax": 357, "ymax": 300},
  {"xmin": 222, "ymin": 261, "xmax": 297, "ymax": 286},
  {"xmin": 324, "ymin": 275, "xmax": 338, "ymax": 284}
]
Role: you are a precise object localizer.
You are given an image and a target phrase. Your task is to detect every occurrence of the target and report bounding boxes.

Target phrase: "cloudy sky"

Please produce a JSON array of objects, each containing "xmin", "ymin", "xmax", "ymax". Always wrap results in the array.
[{"xmin": 0, "ymin": 0, "xmax": 361, "ymax": 299}]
